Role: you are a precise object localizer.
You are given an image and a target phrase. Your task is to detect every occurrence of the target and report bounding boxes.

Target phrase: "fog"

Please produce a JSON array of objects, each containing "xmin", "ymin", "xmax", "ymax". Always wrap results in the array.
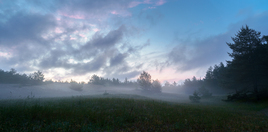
[{"xmin": 0, "ymin": 83, "xmax": 228, "ymax": 105}]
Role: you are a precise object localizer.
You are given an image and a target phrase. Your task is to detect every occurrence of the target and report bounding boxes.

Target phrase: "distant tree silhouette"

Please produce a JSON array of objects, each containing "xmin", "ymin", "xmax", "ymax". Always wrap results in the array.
[
  {"xmin": 204, "ymin": 66, "xmax": 213, "ymax": 84},
  {"xmin": 137, "ymin": 71, "xmax": 152, "ymax": 92},
  {"xmin": 0, "ymin": 68, "xmax": 45, "ymax": 85},
  {"xmin": 124, "ymin": 78, "xmax": 128, "ymax": 84},
  {"xmin": 137, "ymin": 71, "xmax": 162, "ymax": 93},
  {"xmin": 152, "ymin": 79, "xmax": 162, "ymax": 93},
  {"xmin": 89, "ymin": 74, "xmax": 101, "ymax": 85},
  {"xmin": 164, "ymin": 81, "xmax": 170, "ymax": 87},
  {"xmin": 202, "ymin": 63, "xmax": 226, "ymax": 89},
  {"xmin": 172, "ymin": 81, "xmax": 177, "ymax": 87},
  {"xmin": 30, "ymin": 71, "xmax": 45, "ymax": 85},
  {"xmin": 88, "ymin": 74, "xmax": 138, "ymax": 88}
]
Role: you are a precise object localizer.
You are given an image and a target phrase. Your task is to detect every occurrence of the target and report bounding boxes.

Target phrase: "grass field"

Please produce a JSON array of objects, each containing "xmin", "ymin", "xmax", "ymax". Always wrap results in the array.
[{"xmin": 0, "ymin": 94, "xmax": 268, "ymax": 131}]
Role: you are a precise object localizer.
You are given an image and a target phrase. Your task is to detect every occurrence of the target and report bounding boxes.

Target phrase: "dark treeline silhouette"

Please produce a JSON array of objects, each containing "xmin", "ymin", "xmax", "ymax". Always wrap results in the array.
[
  {"xmin": 177, "ymin": 25, "xmax": 268, "ymax": 102},
  {"xmin": 0, "ymin": 68, "xmax": 44, "ymax": 85},
  {"xmin": 176, "ymin": 62, "xmax": 226, "ymax": 95},
  {"xmin": 222, "ymin": 26, "xmax": 268, "ymax": 101},
  {"xmin": 73, "ymin": 71, "xmax": 162, "ymax": 93},
  {"xmin": 88, "ymin": 74, "xmax": 138, "ymax": 88}
]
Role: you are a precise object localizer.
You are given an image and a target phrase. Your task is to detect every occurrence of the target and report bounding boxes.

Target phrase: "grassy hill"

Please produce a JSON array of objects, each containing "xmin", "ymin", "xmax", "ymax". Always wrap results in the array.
[{"xmin": 0, "ymin": 94, "xmax": 268, "ymax": 131}]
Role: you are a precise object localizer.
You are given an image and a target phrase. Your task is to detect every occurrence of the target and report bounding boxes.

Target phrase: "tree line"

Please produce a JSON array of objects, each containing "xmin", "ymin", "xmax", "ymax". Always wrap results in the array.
[
  {"xmin": 88, "ymin": 72, "xmax": 162, "ymax": 93},
  {"xmin": 88, "ymin": 74, "xmax": 138, "ymax": 88},
  {"xmin": 0, "ymin": 68, "xmax": 44, "ymax": 85}
]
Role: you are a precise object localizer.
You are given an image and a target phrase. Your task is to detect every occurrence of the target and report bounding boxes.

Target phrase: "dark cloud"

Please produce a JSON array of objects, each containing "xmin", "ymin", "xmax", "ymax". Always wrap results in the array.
[
  {"xmin": 83, "ymin": 25, "xmax": 125, "ymax": 50},
  {"xmin": 110, "ymin": 53, "xmax": 128, "ymax": 67},
  {"xmin": 0, "ymin": 15, "xmax": 137, "ymax": 79},
  {"xmin": 0, "ymin": 13, "xmax": 56, "ymax": 46},
  {"xmin": 135, "ymin": 63, "xmax": 144, "ymax": 69},
  {"xmin": 72, "ymin": 54, "xmax": 108, "ymax": 75},
  {"xmin": 103, "ymin": 65, "xmax": 141, "ymax": 80},
  {"xmin": 37, "ymin": 26, "xmax": 127, "ymax": 74},
  {"xmin": 0, "ymin": 0, "xmax": 157, "ymax": 81}
]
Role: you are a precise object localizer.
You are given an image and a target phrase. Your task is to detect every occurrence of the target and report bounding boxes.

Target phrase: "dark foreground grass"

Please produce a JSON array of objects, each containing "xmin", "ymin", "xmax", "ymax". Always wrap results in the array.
[{"xmin": 0, "ymin": 95, "xmax": 268, "ymax": 131}]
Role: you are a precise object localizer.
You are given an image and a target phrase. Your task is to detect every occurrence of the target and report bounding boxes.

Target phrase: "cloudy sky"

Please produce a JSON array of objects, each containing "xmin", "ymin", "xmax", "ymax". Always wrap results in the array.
[{"xmin": 0, "ymin": 0, "xmax": 268, "ymax": 83}]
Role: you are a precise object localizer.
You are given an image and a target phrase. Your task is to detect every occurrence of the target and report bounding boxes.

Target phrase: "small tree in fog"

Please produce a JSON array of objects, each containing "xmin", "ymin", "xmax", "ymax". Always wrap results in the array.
[
  {"xmin": 137, "ymin": 71, "xmax": 152, "ymax": 91},
  {"xmin": 189, "ymin": 90, "xmax": 201, "ymax": 103},
  {"xmin": 152, "ymin": 79, "xmax": 162, "ymax": 93}
]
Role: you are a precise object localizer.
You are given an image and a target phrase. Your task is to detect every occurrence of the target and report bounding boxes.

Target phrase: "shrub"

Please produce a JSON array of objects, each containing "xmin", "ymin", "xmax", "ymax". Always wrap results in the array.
[
  {"xmin": 103, "ymin": 90, "xmax": 109, "ymax": 95},
  {"xmin": 189, "ymin": 90, "xmax": 201, "ymax": 103},
  {"xmin": 223, "ymin": 89, "xmax": 268, "ymax": 102}
]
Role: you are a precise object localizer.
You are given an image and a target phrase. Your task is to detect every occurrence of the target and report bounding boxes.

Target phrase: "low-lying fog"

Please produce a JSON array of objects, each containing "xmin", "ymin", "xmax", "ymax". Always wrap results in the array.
[{"xmin": 0, "ymin": 83, "xmax": 227, "ymax": 105}]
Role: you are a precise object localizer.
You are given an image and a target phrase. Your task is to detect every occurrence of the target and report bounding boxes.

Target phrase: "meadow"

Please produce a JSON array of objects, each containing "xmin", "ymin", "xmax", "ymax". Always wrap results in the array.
[{"xmin": 0, "ymin": 94, "xmax": 268, "ymax": 131}]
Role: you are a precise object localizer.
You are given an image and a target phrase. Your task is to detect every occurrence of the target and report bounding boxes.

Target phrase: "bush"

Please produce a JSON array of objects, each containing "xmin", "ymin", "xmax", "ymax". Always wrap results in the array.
[
  {"xmin": 69, "ymin": 80, "xmax": 83, "ymax": 91},
  {"xmin": 223, "ymin": 89, "xmax": 268, "ymax": 102},
  {"xmin": 189, "ymin": 90, "xmax": 201, "ymax": 103},
  {"xmin": 103, "ymin": 90, "xmax": 109, "ymax": 95}
]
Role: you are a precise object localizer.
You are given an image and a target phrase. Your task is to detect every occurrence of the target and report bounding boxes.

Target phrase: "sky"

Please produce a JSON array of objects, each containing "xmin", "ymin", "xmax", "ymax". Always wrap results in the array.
[{"xmin": 0, "ymin": 0, "xmax": 268, "ymax": 84}]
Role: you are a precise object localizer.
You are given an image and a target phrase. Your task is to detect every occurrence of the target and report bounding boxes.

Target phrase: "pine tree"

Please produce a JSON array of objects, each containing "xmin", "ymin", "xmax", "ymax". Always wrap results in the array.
[{"xmin": 225, "ymin": 25, "xmax": 268, "ymax": 100}]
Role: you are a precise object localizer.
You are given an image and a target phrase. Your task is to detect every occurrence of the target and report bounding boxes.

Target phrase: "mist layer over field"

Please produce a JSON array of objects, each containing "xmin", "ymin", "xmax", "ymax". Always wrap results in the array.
[{"xmin": 0, "ymin": 83, "xmax": 228, "ymax": 106}]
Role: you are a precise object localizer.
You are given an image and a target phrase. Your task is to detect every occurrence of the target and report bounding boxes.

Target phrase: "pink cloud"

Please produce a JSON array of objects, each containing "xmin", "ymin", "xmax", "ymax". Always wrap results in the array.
[
  {"xmin": 111, "ymin": 11, "xmax": 119, "ymax": 15},
  {"xmin": 65, "ymin": 14, "xmax": 85, "ymax": 19},
  {"xmin": 148, "ymin": 67, "xmax": 197, "ymax": 85},
  {"xmin": 128, "ymin": 0, "xmax": 153, "ymax": 8},
  {"xmin": 59, "ymin": 11, "xmax": 85, "ymax": 19},
  {"xmin": 129, "ymin": 0, "xmax": 166, "ymax": 10},
  {"xmin": 55, "ymin": 27, "xmax": 63, "ymax": 34},
  {"xmin": 0, "ymin": 52, "xmax": 12, "ymax": 59},
  {"xmin": 128, "ymin": 1, "xmax": 142, "ymax": 8},
  {"xmin": 143, "ymin": 0, "xmax": 152, "ymax": 4},
  {"xmin": 155, "ymin": 0, "xmax": 166, "ymax": 6},
  {"xmin": 79, "ymin": 34, "xmax": 86, "ymax": 38},
  {"xmin": 93, "ymin": 28, "xmax": 100, "ymax": 32},
  {"xmin": 109, "ymin": 9, "xmax": 132, "ymax": 16},
  {"xmin": 56, "ymin": 17, "xmax": 61, "ymax": 21},
  {"xmin": 70, "ymin": 36, "xmax": 76, "ymax": 40}
]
